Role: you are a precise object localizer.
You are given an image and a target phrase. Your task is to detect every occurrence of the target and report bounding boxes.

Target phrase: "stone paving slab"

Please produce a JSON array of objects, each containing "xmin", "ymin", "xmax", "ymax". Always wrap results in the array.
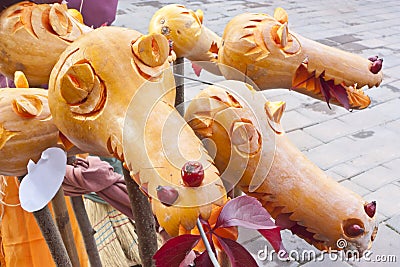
[{"xmin": 116, "ymin": 0, "xmax": 400, "ymax": 265}]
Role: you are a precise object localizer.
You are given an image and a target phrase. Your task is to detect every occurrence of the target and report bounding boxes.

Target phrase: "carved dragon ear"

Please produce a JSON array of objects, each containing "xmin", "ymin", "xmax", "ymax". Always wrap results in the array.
[
  {"xmin": 14, "ymin": 71, "xmax": 29, "ymax": 88},
  {"xmin": 132, "ymin": 33, "xmax": 169, "ymax": 67},
  {"xmin": 67, "ymin": 8, "xmax": 84, "ymax": 24},
  {"xmin": 274, "ymin": 7, "xmax": 288, "ymax": 24},
  {"xmin": 195, "ymin": 9, "xmax": 204, "ymax": 24},
  {"xmin": 47, "ymin": 3, "xmax": 85, "ymax": 42},
  {"xmin": 270, "ymin": 8, "xmax": 300, "ymax": 54},
  {"xmin": 265, "ymin": 101, "xmax": 286, "ymax": 134},
  {"xmin": 131, "ymin": 33, "xmax": 170, "ymax": 78}
]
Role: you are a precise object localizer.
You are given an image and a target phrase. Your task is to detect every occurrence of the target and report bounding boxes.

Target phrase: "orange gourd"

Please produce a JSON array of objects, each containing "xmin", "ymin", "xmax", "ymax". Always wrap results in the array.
[
  {"xmin": 218, "ymin": 9, "xmax": 383, "ymax": 110},
  {"xmin": 48, "ymin": 26, "xmax": 227, "ymax": 236},
  {"xmin": 0, "ymin": 1, "xmax": 91, "ymax": 86},
  {"xmin": 185, "ymin": 80, "xmax": 378, "ymax": 253}
]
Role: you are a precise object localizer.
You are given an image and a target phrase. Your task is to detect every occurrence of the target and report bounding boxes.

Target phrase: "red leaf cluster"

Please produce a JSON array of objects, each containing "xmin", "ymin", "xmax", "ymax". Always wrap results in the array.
[{"xmin": 153, "ymin": 196, "xmax": 286, "ymax": 266}]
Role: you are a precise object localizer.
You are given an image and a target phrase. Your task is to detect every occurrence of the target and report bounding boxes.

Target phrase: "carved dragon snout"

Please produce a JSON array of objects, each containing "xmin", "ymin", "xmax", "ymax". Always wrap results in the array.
[{"xmin": 218, "ymin": 8, "xmax": 383, "ymax": 110}]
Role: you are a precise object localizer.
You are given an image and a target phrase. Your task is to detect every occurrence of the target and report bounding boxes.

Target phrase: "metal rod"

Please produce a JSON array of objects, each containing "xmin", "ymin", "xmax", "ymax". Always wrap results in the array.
[
  {"xmin": 173, "ymin": 58, "xmax": 185, "ymax": 116},
  {"xmin": 196, "ymin": 218, "xmax": 220, "ymax": 267},
  {"xmin": 123, "ymin": 167, "xmax": 157, "ymax": 267},
  {"xmin": 173, "ymin": 73, "xmax": 214, "ymax": 86}
]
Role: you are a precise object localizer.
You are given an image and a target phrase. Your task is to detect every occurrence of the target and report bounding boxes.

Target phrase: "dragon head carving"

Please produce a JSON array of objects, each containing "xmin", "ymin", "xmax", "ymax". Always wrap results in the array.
[
  {"xmin": 218, "ymin": 8, "xmax": 383, "ymax": 110},
  {"xmin": 0, "ymin": 72, "xmax": 59, "ymax": 176},
  {"xmin": 0, "ymin": 1, "xmax": 91, "ymax": 86},
  {"xmin": 49, "ymin": 26, "xmax": 226, "ymax": 236},
  {"xmin": 185, "ymin": 80, "xmax": 378, "ymax": 253}
]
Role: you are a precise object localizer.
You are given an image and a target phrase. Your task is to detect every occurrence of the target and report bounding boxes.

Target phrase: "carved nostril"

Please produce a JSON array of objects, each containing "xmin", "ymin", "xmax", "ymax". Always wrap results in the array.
[{"xmin": 342, "ymin": 218, "xmax": 365, "ymax": 238}]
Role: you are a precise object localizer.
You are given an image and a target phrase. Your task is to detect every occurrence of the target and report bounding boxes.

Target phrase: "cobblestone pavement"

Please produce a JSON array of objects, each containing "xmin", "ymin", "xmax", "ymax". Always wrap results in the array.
[{"xmin": 115, "ymin": 1, "xmax": 400, "ymax": 266}]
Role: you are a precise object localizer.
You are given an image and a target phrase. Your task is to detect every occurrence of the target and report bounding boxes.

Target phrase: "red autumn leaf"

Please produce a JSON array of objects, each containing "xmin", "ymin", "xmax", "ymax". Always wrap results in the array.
[
  {"xmin": 179, "ymin": 250, "xmax": 197, "ymax": 267},
  {"xmin": 193, "ymin": 251, "xmax": 214, "ymax": 267},
  {"xmin": 153, "ymin": 234, "xmax": 200, "ymax": 267},
  {"xmin": 214, "ymin": 195, "xmax": 275, "ymax": 229},
  {"xmin": 258, "ymin": 227, "xmax": 287, "ymax": 255},
  {"xmin": 191, "ymin": 62, "xmax": 203, "ymax": 77},
  {"xmin": 216, "ymin": 236, "xmax": 258, "ymax": 267},
  {"xmin": 326, "ymin": 80, "xmax": 351, "ymax": 110},
  {"xmin": 319, "ymin": 76, "xmax": 332, "ymax": 109}
]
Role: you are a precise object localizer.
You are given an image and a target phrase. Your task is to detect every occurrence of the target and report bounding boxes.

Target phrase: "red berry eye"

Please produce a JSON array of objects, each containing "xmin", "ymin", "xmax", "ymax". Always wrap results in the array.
[{"xmin": 181, "ymin": 161, "xmax": 204, "ymax": 187}]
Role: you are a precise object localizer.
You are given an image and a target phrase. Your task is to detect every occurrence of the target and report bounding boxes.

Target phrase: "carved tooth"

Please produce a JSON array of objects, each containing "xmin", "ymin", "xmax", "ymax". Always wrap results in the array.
[
  {"xmin": 14, "ymin": 71, "xmax": 29, "ymax": 88},
  {"xmin": 0, "ymin": 125, "xmax": 19, "ymax": 150},
  {"xmin": 265, "ymin": 101, "xmax": 286, "ymax": 124}
]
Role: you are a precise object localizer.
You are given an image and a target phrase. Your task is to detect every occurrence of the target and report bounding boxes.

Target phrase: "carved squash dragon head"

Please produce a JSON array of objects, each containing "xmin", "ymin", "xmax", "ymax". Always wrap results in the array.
[{"xmin": 218, "ymin": 8, "xmax": 383, "ymax": 110}]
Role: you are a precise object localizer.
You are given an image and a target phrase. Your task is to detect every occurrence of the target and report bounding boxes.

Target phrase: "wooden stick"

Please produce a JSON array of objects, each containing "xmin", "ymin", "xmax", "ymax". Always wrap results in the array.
[
  {"xmin": 67, "ymin": 156, "xmax": 102, "ymax": 266},
  {"xmin": 173, "ymin": 57, "xmax": 185, "ymax": 115},
  {"xmin": 18, "ymin": 176, "xmax": 72, "ymax": 267},
  {"xmin": 123, "ymin": 167, "xmax": 157, "ymax": 267},
  {"xmin": 70, "ymin": 196, "xmax": 103, "ymax": 267},
  {"xmin": 33, "ymin": 206, "xmax": 73, "ymax": 266},
  {"xmin": 52, "ymin": 187, "xmax": 81, "ymax": 267}
]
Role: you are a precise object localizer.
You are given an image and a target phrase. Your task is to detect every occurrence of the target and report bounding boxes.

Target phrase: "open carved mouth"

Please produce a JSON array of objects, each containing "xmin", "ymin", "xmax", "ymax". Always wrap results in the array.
[{"xmin": 291, "ymin": 57, "xmax": 382, "ymax": 110}]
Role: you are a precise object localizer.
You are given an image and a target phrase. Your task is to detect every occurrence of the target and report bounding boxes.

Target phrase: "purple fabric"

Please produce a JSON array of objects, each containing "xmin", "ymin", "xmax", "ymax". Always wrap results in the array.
[
  {"xmin": 67, "ymin": 0, "xmax": 118, "ymax": 28},
  {"xmin": 63, "ymin": 156, "xmax": 133, "ymax": 219},
  {"xmin": 0, "ymin": 75, "xmax": 14, "ymax": 88}
]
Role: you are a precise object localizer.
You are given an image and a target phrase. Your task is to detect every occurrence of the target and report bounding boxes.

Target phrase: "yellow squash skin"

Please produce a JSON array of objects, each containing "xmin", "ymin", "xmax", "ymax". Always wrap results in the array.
[
  {"xmin": 0, "ymin": 1, "xmax": 91, "ymax": 86},
  {"xmin": 218, "ymin": 9, "xmax": 383, "ymax": 110},
  {"xmin": 149, "ymin": 4, "xmax": 222, "ymax": 75},
  {"xmin": 185, "ymin": 80, "xmax": 378, "ymax": 253},
  {"xmin": 0, "ymin": 87, "xmax": 59, "ymax": 176},
  {"xmin": 48, "ymin": 26, "xmax": 226, "ymax": 236}
]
